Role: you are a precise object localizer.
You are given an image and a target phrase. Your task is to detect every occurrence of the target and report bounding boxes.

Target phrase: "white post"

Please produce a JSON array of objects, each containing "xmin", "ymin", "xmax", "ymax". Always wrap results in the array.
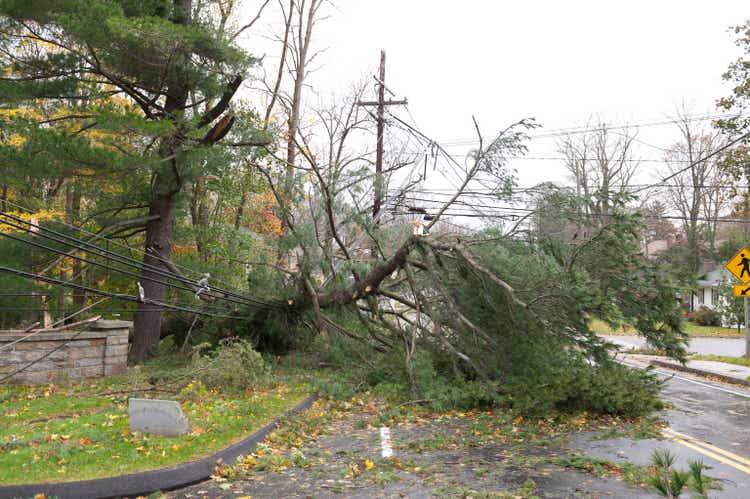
[{"xmin": 745, "ymin": 296, "xmax": 750, "ymax": 360}]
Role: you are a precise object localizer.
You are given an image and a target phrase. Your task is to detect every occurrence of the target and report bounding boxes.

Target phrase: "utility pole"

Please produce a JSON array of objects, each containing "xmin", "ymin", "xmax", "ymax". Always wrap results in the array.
[{"xmin": 357, "ymin": 50, "xmax": 407, "ymax": 222}]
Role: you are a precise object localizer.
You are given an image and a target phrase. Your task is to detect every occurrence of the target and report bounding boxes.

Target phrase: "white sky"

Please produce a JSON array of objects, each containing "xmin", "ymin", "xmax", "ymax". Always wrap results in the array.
[{"xmin": 240, "ymin": 1, "xmax": 749, "ymax": 208}]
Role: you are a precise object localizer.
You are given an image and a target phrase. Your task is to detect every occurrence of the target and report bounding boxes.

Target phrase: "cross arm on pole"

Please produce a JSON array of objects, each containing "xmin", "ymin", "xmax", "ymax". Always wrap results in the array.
[{"xmin": 356, "ymin": 99, "xmax": 409, "ymax": 107}]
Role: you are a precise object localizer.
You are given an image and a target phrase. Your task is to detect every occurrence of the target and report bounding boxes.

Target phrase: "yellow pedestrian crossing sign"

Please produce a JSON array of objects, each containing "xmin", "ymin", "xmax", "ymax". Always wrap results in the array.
[
  {"xmin": 734, "ymin": 285, "xmax": 750, "ymax": 297},
  {"xmin": 726, "ymin": 247, "xmax": 750, "ymax": 283}
]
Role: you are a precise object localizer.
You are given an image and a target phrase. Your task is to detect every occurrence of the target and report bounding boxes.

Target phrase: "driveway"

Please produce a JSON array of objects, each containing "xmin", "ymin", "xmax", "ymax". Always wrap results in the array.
[{"xmin": 601, "ymin": 334, "xmax": 746, "ymax": 356}]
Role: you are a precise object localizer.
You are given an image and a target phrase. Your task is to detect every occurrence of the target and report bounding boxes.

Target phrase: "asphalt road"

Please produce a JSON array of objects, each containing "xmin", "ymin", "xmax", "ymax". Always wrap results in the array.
[
  {"xmin": 169, "ymin": 357, "xmax": 750, "ymax": 498},
  {"xmin": 601, "ymin": 334, "xmax": 746, "ymax": 356},
  {"xmin": 571, "ymin": 358, "xmax": 750, "ymax": 498}
]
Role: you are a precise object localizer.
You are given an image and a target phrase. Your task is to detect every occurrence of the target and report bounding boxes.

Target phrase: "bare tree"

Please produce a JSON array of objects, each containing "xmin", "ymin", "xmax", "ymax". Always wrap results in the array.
[
  {"xmin": 279, "ymin": 0, "xmax": 325, "ymax": 195},
  {"xmin": 558, "ymin": 118, "xmax": 639, "ymax": 225},
  {"xmin": 659, "ymin": 109, "xmax": 731, "ymax": 273}
]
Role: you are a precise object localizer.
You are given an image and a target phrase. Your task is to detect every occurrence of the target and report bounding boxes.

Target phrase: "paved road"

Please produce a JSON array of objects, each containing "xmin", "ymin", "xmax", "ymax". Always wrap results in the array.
[
  {"xmin": 572, "ymin": 359, "xmax": 750, "ymax": 498},
  {"xmin": 170, "ymin": 356, "xmax": 750, "ymax": 498},
  {"xmin": 601, "ymin": 334, "xmax": 746, "ymax": 356}
]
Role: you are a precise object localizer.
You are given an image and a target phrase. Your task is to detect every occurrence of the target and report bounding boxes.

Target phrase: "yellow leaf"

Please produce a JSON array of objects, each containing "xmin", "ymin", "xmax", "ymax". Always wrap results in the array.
[{"xmin": 364, "ymin": 458, "xmax": 375, "ymax": 470}]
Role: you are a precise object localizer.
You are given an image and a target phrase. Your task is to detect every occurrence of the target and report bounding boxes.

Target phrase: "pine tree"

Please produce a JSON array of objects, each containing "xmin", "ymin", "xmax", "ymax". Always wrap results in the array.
[{"xmin": 0, "ymin": 0, "xmax": 267, "ymax": 361}]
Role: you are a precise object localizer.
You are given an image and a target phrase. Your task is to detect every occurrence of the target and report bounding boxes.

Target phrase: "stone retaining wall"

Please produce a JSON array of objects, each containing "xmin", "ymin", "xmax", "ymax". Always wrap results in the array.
[{"xmin": 0, "ymin": 320, "xmax": 130, "ymax": 385}]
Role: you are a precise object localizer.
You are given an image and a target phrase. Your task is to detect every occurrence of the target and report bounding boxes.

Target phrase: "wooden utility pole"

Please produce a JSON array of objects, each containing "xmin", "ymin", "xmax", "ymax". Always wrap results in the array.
[{"xmin": 357, "ymin": 51, "xmax": 407, "ymax": 222}]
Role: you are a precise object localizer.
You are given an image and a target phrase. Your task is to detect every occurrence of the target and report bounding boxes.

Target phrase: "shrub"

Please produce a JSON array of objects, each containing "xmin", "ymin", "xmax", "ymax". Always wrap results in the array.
[
  {"xmin": 687, "ymin": 306, "xmax": 721, "ymax": 326},
  {"xmin": 192, "ymin": 338, "xmax": 269, "ymax": 391}
]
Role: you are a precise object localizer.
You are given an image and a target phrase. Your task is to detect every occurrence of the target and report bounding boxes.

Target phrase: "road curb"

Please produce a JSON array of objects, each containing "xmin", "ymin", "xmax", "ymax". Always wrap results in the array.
[
  {"xmin": 0, "ymin": 393, "xmax": 318, "ymax": 499},
  {"xmin": 649, "ymin": 359, "xmax": 750, "ymax": 388}
]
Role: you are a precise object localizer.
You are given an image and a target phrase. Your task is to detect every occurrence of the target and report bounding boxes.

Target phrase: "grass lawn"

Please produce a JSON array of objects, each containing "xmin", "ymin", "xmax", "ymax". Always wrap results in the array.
[
  {"xmin": 690, "ymin": 354, "xmax": 750, "ymax": 368},
  {"xmin": 0, "ymin": 359, "xmax": 309, "ymax": 485},
  {"xmin": 590, "ymin": 319, "xmax": 742, "ymax": 337}
]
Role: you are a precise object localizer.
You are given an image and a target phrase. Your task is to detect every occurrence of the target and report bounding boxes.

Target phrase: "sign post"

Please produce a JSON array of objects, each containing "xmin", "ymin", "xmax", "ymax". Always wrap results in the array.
[{"xmin": 725, "ymin": 247, "xmax": 750, "ymax": 359}]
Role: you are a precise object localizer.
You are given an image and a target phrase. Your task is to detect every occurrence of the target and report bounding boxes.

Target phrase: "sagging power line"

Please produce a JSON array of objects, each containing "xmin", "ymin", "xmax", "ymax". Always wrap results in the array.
[
  {"xmin": 0, "ymin": 266, "xmax": 252, "ymax": 320},
  {"xmin": 0, "ymin": 208, "xmax": 282, "ymax": 310},
  {"xmin": 0, "ymin": 197, "xmax": 253, "ymax": 299}
]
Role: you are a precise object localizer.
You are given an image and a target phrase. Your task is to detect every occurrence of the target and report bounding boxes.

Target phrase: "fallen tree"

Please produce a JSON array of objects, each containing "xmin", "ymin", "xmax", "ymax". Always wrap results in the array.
[{"xmin": 220, "ymin": 112, "xmax": 688, "ymax": 415}]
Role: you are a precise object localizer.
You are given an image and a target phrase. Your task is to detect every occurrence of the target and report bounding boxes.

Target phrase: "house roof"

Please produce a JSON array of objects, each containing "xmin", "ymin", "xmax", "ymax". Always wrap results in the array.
[{"xmin": 697, "ymin": 268, "xmax": 732, "ymax": 287}]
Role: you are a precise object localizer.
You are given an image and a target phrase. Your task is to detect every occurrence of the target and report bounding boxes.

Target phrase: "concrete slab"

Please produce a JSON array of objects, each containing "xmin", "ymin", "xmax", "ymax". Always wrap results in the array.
[{"xmin": 128, "ymin": 398, "xmax": 190, "ymax": 437}]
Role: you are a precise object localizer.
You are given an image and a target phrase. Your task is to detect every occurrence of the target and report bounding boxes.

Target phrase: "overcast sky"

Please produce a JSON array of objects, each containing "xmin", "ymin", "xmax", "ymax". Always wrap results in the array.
[{"xmin": 242, "ymin": 1, "xmax": 749, "ymax": 194}]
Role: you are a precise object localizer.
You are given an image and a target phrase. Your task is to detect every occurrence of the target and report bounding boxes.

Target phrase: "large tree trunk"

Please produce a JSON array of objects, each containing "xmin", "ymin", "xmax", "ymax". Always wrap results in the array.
[
  {"xmin": 129, "ymin": 195, "xmax": 177, "ymax": 362},
  {"xmin": 129, "ymin": 0, "xmax": 191, "ymax": 363}
]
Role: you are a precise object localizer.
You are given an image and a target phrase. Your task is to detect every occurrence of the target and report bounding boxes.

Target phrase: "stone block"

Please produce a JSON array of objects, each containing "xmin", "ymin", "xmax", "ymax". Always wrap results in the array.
[
  {"xmin": 83, "ymin": 366, "xmax": 104, "ymax": 378},
  {"xmin": 13, "ymin": 341, "xmax": 59, "ymax": 351},
  {"xmin": 105, "ymin": 364, "xmax": 127, "ymax": 376},
  {"xmin": 65, "ymin": 368, "xmax": 85, "ymax": 379},
  {"xmin": 44, "ymin": 349, "xmax": 70, "ymax": 361},
  {"xmin": 106, "ymin": 335, "xmax": 129, "ymax": 345},
  {"xmin": 69, "ymin": 346, "xmax": 105, "ymax": 359},
  {"xmin": 20, "ymin": 350, "xmax": 43, "ymax": 362},
  {"xmin": 2, "ymin": 351, "xmax": 25, "ymax": 363},
  {"xmin": 128, "ymin": 398, "xmax": 190, "ymax": 437},
  {"xmin": 0, "ymin": 364, "xmax": 17, "ymax": 374},
  {"xmin": 22, "ymin": 360, "xmax": 56, "ymax": 372},
  {"xmin": 91, "ymin": 320, "xmax": 133, "ymax": 331},
  {"xmin": 75, "ymin": 357, "xmax": 102, "ymax": 368},
  {"xmin": 104, "ymin": 355, "xmax": 127, "ymax": 366},
  {"xmin": 105, "ymin": 344, "xmax": 128, "ymax": 357},
  {"xmin": 18, "ymin": 370, "xmax": 52, "ymax": 384}
]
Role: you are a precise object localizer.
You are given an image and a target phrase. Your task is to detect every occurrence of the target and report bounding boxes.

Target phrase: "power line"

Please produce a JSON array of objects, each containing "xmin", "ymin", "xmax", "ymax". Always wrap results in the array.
[
  {"xmin": 436, "ymin": 112, "xmax": 746, "ymax": 147},
  {"xmin": 632, "ymin": 131, "xmax": 750, "ymax": 194},
  {"xmin": 429, "ymin": 152, "xmax": 745, "ymax": 166},
  {"xmin": 391, "ymin": 203, "xmax": 750, "ymax": 225},
  {"xmin": 383, "ymin": 108, "xmax": 493, "ymax": 220},
  {"xmin": 0, "ymin": 307, "xmax": 158, "ymax": 312},
  {"xmin": 397, "ymin": 181, "xmax": 750, "ymax": 194},
  {"xmin": 0, "ymin": 215, "xmax": 254, "ymax": 309},
  {"xmin": 0, "ymin": 222, "xmax": 254, "ymax": 309},
  {"xmin": 0, "ymin": 197, "xmax": 252, "ymax": 298},
  {"xmin": 0, "ymin": 292, "xmax": 91, "ymax": 297},
  {"xmin": 0, "ymin": 209, "xmax": 281, "ymax": 309},
  {"xmin": 380, "ymin": 108, "xmax": 750, "ymax": 229},
  {"xmin": 0, "ymin": 266, "xmax": 252, "ymax": 320}
]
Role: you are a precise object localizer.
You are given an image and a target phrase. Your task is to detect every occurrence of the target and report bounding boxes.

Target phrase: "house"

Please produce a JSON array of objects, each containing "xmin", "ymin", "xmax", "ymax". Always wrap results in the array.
[
  {"xmin": 644, "ymin": 233, "xmax": 683, "ymax": 259},
  {"xmin": 690, "ymin": 262, "xmax": 732, "ymax": 312}
]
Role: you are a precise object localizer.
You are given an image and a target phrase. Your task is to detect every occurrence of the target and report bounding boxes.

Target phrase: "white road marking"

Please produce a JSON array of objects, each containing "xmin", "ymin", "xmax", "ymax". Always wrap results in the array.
[
  {"xmin": 619, "ymin": 359, "xmax": 750, "ymax": 399},
  {"xmin": 380, "ymin": 426, "xmax": 393, "ymax": 458}
]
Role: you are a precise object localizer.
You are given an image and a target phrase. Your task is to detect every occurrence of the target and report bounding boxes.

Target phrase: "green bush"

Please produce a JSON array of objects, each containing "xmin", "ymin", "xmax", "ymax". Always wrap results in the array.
[
  {"xmin": 687, "ymin": 306, "xmax": 721, "ymax": 326},
  {"xmin": 192, "ymin": 338, "xmax": 269, "ymax": 391}
]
